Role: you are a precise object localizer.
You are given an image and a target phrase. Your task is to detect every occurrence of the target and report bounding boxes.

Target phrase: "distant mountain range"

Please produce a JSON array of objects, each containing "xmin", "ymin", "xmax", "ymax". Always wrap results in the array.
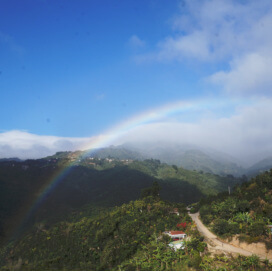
[
  {"xmin": 81, "ymin": 142, "xmax": 272, "ymax": 177},
  {"xmin": 123, "ymin": 142, "xmax": 244, "ymax": 176},
  {"xmin": 1, "ymin": 142, "xmax": 272, "ymax": 178},
  {"xmin": 246, "ymin": 156, "xmax": 272, "ymax": 177},
  {"xmin": 0, "ymin": 157, "xmax": 23, "ymax": 162}
]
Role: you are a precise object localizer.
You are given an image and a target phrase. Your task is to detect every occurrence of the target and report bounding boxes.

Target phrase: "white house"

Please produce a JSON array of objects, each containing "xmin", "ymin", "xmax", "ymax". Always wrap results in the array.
[{"xmin": 163, "ymin": 231, "xmax": 187, "ymax": 240}]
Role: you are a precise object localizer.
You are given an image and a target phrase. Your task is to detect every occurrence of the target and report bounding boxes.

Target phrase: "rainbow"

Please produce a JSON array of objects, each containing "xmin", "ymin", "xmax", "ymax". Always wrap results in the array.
[{"xmin": 14, "ymin": 97, "xmax": 243, "ymax": 238}]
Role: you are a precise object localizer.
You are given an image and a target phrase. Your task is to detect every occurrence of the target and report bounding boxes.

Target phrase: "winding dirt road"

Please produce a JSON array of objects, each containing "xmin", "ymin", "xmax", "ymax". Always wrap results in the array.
[{"xmin": 189, "ymin": 212, "xmax": 270, "ymax": 260}]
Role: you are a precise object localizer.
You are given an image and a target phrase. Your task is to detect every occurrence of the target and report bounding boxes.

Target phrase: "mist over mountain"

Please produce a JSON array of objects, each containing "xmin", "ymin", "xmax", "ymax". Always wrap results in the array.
[
  {"xmin": 83, "ymin": 142, "xmax": 272, "ymax": 177},
  {"xmin": 1, "ymin": 130, "xmax": 272, "ymax": 172},
  {"xmin": 85, "ymin": 145, "xmax": 145, "ymax": 161},
  {"xmin": 1, "ymin": 136, "xmax": 272, "ymax": 177},
  {"xmin": 97, "ymin": 142, "xmax": 245, "ymax": 177},
  {"xmin": 246, "ymin": 157, "xmax": 272, "ymax": 177}
]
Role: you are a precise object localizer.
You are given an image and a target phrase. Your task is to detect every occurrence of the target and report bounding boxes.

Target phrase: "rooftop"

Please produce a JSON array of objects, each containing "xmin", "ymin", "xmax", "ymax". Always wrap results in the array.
[{"xmin": 169, "ymin": 231, "xmax": 185, "ymax": 235}]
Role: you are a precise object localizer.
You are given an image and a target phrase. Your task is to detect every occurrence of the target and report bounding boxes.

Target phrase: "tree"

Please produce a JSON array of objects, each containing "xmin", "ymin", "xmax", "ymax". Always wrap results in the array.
[
  {"xmin": 237, "ymin": 200, "xmax": 250, "ymax": 212},
  {"xmin": 199, "ymin": 205, "xmax": 212, "ymax": 225},
  {"xmin": 172, "ymin": 165, "xmax": 178, "ymax": 173},
  {"xmin": 229, "ymin": 222, "xmax": 240, "ymax": 234},
  {"xmin": 212, "ymin": 219, "xmax": 230, "ymax": 236},
  {"xmin": 141, "ymin": 181, "xmax": 161, "ymax": 199},
  {"xmin": 248, "ymin": 222, "xmax": 266, "ymax": 237},
  {"xmin": 233, "ymin": 212, "xmax": 252, "ymax": 224}
]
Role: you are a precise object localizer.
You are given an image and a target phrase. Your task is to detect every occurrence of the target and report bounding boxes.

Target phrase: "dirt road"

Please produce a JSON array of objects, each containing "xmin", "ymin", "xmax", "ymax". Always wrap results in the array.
[{"xmin": 189, "ymin": 212, "xmax": 270, "ymax": 260}]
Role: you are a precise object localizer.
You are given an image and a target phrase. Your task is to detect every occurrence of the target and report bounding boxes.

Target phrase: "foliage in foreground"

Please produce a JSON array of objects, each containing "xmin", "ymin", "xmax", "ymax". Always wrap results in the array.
[
  {"xmin": 0, "ymin": 198, "xmax": 192, "ymax": 270},
  {"xmin": 199, "ymin": 170, "xmax": 272, "ymax": 247},
  {"xmin": 1, "ymin": 195, "xmax": 272, "ymax": 271}
]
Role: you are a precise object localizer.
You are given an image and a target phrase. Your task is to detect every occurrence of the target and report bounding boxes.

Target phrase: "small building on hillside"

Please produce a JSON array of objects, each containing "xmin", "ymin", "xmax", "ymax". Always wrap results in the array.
[
  {"xmin": 169, "ymin": 208, "xmax": 180, "ymax": 216},
  {"xmin": 163, "ymin": 230, "xmax": 187, "ymax": 240}
]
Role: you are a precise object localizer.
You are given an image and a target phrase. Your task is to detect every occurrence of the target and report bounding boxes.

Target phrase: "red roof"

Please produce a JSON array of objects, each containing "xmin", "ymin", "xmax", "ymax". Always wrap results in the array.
[{"xmin": 170, "ymin": 231, "xmax": 185, "ymax": 235}]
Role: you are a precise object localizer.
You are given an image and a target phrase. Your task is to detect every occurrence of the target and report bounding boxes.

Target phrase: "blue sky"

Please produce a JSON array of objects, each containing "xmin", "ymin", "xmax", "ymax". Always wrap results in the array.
[
  {"xmin": 1, "ymin": 0, "xmax": 191, "ymax": 136},
  {"xmin": 1, "ymin": 0, "xmax": 272, "ymax": 164}
]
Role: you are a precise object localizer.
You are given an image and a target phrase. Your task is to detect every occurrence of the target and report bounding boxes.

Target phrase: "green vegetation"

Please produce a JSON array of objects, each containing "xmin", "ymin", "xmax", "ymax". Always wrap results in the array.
[
  {"xmin": 3, "ymin": 152, "xmax": 266, "ymax": 271},
  {"xmin": 123, "ymin": 158, "xmax": 244, "ymax": 196},
  {"xmin": 1, "ymin": 196, "xmax": 272, "ymax": 271},
  {"xmin": 199, "ymin": 170, "xmax": 272, "ymax": 246},
  {"xmin": 1, "ymin": 155, "xmax": 272, "ymax": 270},
  {"xmin": 0, "ymin": 156, "xmax": 243, "ymax": 246},
  {"xmin": 200, "ymin": 254, "xmax": 267, "ymax": 271},
  {"xmin": 50, "ymin": 145, "xmax": 247, "ymax": 176},
  {"xmin": 85, "ymin": 146, "xmax": 145, "ymax": 161},
  {"xmin": 0, "ymin": 198, "xmax": 196, "ymax": 270},
  {"xmin": 118, "ymin": 143, "xmax": 245, "ymax": 176}
]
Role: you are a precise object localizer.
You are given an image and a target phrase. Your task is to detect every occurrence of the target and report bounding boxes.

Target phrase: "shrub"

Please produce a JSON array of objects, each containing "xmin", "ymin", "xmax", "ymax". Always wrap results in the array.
[
  {"xmin": 189, "ymin": 250, "xmax": 201, "ymax": 269},
  {"xmin": 237, "ymin": 200, "xmax": 250, "ymax": 212},
  {"xmin": 212, "ymin": 219, "xmax": 230, "ymax": 236},
  {"xmin": 265, "ymin": 240, "xmax": 272, "ymax": 250},
  {"xmin": 248, "ymin": 222, "xmax": 266, "ymax": 237},
  {"xmin": 229, "ymin": 222, "xmax": 240, "ymax": 234}
]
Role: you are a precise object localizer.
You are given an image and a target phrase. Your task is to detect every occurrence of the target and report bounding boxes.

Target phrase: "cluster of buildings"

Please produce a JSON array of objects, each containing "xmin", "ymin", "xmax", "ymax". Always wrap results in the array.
[{"xmin": 85, "ymin": 157, "xmax": 134, "ymax": 166}]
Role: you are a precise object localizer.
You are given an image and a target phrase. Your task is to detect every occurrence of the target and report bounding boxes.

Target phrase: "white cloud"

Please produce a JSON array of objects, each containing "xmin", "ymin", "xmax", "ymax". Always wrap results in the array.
[
  {"xmin": 115, "ymin": 98, "xmax": 272, "ymax": 166},
  {"xmin": 209, "ymin": 52, "xmax": 272, "ymax": 95},
  {"xmin": 0, "ymin": 130, "xmax": 92, "ymax": 159},
  {"xmin": 159, "ymin": 0, "xmax": 272, "ymax": 61},
  {"xmin": 139, "ymin": 0, "xmax": 272, "ymax": 96},
  {"xmin": 2, "ymin": 98, "xmax": 272, "ymax": 166},
  {"xmin": 156, "ymin": 31, "xmax": 210, "ymax": 61}
]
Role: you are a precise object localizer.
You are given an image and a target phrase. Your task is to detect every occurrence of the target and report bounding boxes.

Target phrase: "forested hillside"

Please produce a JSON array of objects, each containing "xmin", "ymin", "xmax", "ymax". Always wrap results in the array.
[
  {"xmin": 85, "ymin": 144, "xmax": 245, "ymax": 176},
  {"xmin": 1, "ymin": 196, "xmax": 272, "ymax": 271},
  {"xmin": 0, "ymin": 156, "xmax": 271, "ymax": 270},
  {"xmin": 0, "ymin": 155, "xmax": 244, "ymax": 246},
  {"xmin": 0, "ymin": 198, "xmax": 201, "ymax": 270},
  {"xmin": 246, "ymin": 157, "xmax": 272, "ymax": 178},
  {"xmin": 198, "ymin": 170, "xmax": 272, "ymax": 248}
]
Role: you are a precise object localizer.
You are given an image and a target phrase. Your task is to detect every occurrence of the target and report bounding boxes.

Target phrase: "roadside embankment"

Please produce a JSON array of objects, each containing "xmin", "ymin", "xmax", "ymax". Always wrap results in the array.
[
  {"xmin": 225, "ymin": 236, "xmax": 272, "ymax": 260},
  {"xmin": 189, "ymin": 212, "xmax": 272, "ymax": 261}
]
